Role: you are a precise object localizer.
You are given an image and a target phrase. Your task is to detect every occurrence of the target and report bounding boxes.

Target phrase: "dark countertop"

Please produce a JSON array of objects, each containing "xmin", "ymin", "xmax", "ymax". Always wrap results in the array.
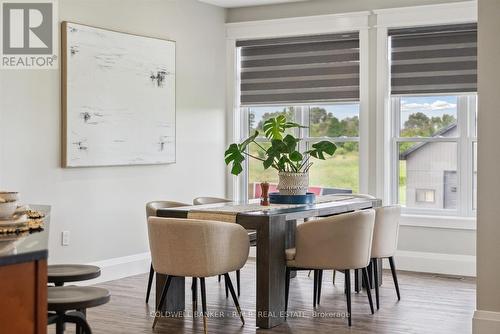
[{"xmin": 0, "ymin": 205, "xmax": 50, "ymax": 266}]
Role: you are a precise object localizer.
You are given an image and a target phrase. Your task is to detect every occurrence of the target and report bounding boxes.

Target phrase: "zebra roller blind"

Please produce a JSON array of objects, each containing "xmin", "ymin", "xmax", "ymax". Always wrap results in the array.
[
  {"xmin": 237, "ymin": 33, "xmax": 360, "ymax": 105},
  {"xmin": 389, "ymin": 23, "xmax": 477, "ymax": 95}
]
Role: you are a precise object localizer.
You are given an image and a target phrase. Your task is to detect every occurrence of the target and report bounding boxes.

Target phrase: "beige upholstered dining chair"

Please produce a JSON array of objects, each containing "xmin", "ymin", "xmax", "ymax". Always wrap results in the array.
[
  {"xmin": 285, "ymin": 209, "xmax": 376, "ymax": 327},
  {"xmin": 192, "ymin": 197, "xmax": 232, "ymax": 205},
  {"xmin": 370, "ymin": 205, "xmax": 401, "ymax": 309},
  {"xmin": 145, "ymin": 201, "xmax": 189, "ymax": 304},
  {"xmin": 148, "ymin": 217, "xmax": 250, "ymax": 333},
  {"xmin": 193, "ymin": 196, "xmax": 256, "ymax": 297}
]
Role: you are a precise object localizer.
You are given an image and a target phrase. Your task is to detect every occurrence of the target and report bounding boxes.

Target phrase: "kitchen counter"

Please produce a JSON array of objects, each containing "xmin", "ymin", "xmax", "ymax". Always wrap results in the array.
[{"xmin": 0, "ymin": 205, "xmax": 50, "ymax": 266}]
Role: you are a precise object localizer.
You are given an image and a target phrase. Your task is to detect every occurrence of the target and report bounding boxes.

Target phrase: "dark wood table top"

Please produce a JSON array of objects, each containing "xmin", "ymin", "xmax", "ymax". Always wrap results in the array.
[{"xmin": 157, "ymin": 197, "xmax": 381, "ymax": 223}]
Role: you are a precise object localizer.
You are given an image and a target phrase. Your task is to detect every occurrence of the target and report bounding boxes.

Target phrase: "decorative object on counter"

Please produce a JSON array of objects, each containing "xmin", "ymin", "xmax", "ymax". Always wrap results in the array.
[
  {"xmin": 260, "ymin": 182, "xmax": 270, "ymax": 206},
  {"xmin": 269, "ymin": 192, "xmax": 316, "ymax": 205},
  {"xmin": 62, "ymin": 22, "xmax": 176, "ymax": 168},
  {"xmin": 225, "ymin": 115, "xmax": 336, "ymax": 201},
  {"xmin": 0, "ymin": 191, "xmax": 19, "ymax": 202},
  {"xmin": 0, "ymin": 208, "xmax": 46, "ymax": 234},
  {"xmin": 0, "ymin": 200, "xmax": 17, "ymax": 219}
]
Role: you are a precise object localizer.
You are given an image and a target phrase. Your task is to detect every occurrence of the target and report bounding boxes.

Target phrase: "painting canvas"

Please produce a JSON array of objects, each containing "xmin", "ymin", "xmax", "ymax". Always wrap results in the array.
[{"xmin": 62, "ymin": 22, "xmax": 176, "ymax": 167}]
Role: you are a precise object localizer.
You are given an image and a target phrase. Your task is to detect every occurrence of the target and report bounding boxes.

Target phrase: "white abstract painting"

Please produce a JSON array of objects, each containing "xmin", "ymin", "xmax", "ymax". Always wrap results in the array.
[{"xmin": 62, "ymin": 22, "xmax": 175, "ymax": 167}]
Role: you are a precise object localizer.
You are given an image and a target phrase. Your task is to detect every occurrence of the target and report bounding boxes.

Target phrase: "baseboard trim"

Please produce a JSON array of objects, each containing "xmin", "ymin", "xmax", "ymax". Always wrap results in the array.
[
  {"xmin": 473, "ymin": 310, "xmax": 500, "ymax": 334},
  {"xmin": 75, "ymin": 249, "xmax": 474, "ymax": 285},
  {"xmin": 80, "ymin": 252, "xmax": 151, "ymax": 285},
  {"xmin": 387, "ymin": 250, "xmax": 476, "ymax": 277}
]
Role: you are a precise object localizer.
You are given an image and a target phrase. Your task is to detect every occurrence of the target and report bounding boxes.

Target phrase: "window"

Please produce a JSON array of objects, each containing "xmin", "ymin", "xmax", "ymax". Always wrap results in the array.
[
  {"xmin": 389, "ymin": 24, "xmax": 477, "ymax": 216},
  {"xmin": 237, "ymin": 32, "xmax": 361, "ymax": 200},
  {"xmin": 416, "ymin": 189, "xmax": 436, "ymax": 203},
  {"xmin": 246, "ymin": 104, "xmax": 360, "ymax": 199},
  {"xmin": 392, "ymin": 95, "xmax": 476, "ymax": 215}
]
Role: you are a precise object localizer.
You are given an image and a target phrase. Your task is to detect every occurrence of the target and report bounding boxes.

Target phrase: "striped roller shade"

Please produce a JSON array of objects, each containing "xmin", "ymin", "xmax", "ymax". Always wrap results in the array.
[
  {"xmin": 237, "ymin": 33, "xmax": 360, "ymax": 105},
  {"xmin": 390, "ymin": 23, "xmax": 477, "ymax": 95}
]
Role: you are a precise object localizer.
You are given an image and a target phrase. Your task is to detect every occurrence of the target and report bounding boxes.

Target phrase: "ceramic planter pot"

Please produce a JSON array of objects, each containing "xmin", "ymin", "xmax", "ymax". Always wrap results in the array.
[{"xmin": 278, "ymin": 172, "xmax": 309, "ymax": 195}]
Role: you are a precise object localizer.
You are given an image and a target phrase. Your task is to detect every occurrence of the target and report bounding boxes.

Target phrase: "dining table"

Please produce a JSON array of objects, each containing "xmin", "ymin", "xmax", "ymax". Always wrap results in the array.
[{"xmin": 156, "ymin": 195, "xmax": 382, "ymax": 329}]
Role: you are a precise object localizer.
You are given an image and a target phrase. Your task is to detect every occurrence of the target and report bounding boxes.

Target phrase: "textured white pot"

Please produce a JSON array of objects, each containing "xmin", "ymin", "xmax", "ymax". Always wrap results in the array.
[{"xmin": 278, "ymin": 172, "xmax": 309, "ymax": 195}]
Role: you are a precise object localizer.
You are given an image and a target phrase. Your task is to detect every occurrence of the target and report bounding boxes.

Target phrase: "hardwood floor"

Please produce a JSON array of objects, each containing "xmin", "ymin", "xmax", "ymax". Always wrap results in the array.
[{"xmin": 48, "ymin": 259, "xmax": 475, "ymax": 334}]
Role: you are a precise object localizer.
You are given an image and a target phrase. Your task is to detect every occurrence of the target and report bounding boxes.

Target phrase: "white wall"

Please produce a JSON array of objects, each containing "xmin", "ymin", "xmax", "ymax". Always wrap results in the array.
[
  {"xmin": 474, "ymin": 0, "xmax": 500, "ymax": 332},
  {"xmin": 227, "ymin": 0, "xmax": 467, "ymax": 22},
  {"xmin": 0, "ymin": 0, "xmax": 227, "ymax": 264},
  {"xmin": 227, "ymin": 0, "xmax": 477, "ymax": 275}
]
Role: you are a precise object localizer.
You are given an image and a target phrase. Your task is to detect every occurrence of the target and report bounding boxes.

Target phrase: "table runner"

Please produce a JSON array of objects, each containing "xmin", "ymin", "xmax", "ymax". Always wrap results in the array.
[{"xmin": 187, "ymin": 194, "xmax": 355, "ymax": 223}]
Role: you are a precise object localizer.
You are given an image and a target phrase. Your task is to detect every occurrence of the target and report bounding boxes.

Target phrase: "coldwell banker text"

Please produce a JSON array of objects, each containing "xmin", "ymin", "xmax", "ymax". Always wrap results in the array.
[{"xmin": 1, "ymin": 0, "xmax": 58, "ymax": 69}]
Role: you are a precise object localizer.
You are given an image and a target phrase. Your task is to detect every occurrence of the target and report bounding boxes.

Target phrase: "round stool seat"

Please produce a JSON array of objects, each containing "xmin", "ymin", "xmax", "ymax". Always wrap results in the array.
[
  {"xmin": 48, "ymin": 286, "xmax": 110, "ymax": 312},
  {"xmin": 48, "ymin": 264, "xmax": 101, "ymax": 285}
]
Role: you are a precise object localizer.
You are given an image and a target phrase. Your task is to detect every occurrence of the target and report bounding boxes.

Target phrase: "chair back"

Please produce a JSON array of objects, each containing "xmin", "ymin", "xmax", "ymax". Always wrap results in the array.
[
  {"xmin": 147, "ymin": 217, "xmax": 249, "ymax": 277},
  {"xmin": 146, "ymin": 201, "xmax": 189, "ymax": 218},
  {"xmin": 193, "ymin": 197, "xmax": 231, "ymax": 205},
  {"xmin": 371, "ymin": 205, "xmax": 401, "ymax": 259},
  {"xmin": 293, "ymin": 209, "xmax": 375, "ymax": 270},
  {"xmin": 352, "ymin": 193, "xmax": 376, "ymax": 199}
]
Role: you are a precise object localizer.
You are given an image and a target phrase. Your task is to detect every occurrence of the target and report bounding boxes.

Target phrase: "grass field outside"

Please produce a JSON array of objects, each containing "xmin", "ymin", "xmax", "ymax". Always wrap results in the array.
[{"xmin": 248, "ymin": 143, "xmax": 360, "ymax": 196}]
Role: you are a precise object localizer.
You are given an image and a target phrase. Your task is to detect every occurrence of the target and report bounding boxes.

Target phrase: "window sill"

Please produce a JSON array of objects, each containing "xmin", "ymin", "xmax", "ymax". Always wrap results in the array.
[{"xmin": 400, "ymin": 214, "xmax": 476, "ymax": 230}]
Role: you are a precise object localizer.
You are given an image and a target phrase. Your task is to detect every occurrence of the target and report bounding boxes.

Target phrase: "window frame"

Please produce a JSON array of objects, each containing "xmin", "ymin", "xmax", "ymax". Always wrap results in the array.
[{"xmin": 390, "ymin": 93, "xmax": 477, "ymax": 217}]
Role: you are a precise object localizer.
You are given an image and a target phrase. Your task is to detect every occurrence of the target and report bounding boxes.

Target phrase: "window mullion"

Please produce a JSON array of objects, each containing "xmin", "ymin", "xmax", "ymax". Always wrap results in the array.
[{"xmin": 457, "ymin": 95, "xmax": 470, "ymax": 217}]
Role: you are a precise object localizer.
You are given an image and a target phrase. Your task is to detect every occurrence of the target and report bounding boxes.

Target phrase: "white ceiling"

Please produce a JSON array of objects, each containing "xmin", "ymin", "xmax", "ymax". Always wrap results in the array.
[{"xmin": 198, "ymin": 0, "xmax": 307, "ymax": 8}]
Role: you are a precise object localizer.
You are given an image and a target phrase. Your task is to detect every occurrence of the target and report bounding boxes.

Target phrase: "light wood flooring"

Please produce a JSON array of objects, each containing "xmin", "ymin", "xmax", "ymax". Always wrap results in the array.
[{"xmin": 49, "ymin": 259, "xmax": 475, "ymax": 334}]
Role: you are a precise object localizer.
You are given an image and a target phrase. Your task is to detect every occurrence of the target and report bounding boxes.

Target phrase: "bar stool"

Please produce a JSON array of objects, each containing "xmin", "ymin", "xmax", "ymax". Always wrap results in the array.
[
  {"xmin": 47, "ymin": 264, "xmax": 102, "ymax": 334},
  {"xmin": 48, "ymin": 286, "xmax": 110, "ymax": 334},
  {"xmin": 48, "ymin": 264, "xmax": 101, "ymax": 286}
]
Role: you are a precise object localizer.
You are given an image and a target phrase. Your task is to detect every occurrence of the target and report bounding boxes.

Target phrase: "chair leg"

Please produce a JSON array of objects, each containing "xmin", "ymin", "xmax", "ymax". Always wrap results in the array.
[
  {"xmin": 146, "ymin": 263, "xmax": 154, "ymax": 304},
  {"xmin": 345, "ymin": 270, "xmax": 352, "ymax": 327},
  {"xmin": 153, "ymin": 275, "xmax": 173, "ymax": 329},
  {"xmin": 332, "ymin": 270, "xmax": 336, "ymax": 285},
  {"xmin": 224, "ymin": 274, "xmax": 229, "ymax": 298},
  {"xmin": 389, "ymin": 256, "xmax": 401, "ymax": 300},
  {"xmin": 372, "ymin": 259, "xmax": 380, "ymax": 310},
  {"xmin": 56, "ymin": 313, "xmax": 65, "ymax": 334},
  {"xmin": 64, "ymin": 311, "xmax": 92, "ymax": 334},
  {"xmin": 75, "ymin": 309, "xmax": 86, "ymax": 334},
  {"xmin": 224, "ymin": 273, "xmax": 245, "ymax": 325},
  {"xmin": 192, "ymin": 277, "xmax": 198, "ymax": 318},
  {"xmin": 361, "ymin": 267, "xmax": 375, "ymax": 315},
  {"xmin": 200, "ymin": 277, "xmax": 208, "ymax": 334},
  {"xmin": 236, "ymin": 270, "xmax": 241, "ymax": 296},
  {"xmin": 354, "ymin": 269, "xmax": 360, "ymax": 293},
  {"xmin": 313, "ymin": 270, "xmax": 318, "ymax": 307},
  {"xmin": 308, "ymin": 270, "xmax": 312, "ymax": 277},
  {"xmin": 285, "ymin": 267, "xmax": 291, "ymax": 316},
  {"xmin": 317, "ymin": 269, "xmax": 323, "ymax": 305},
  {"xmin": 218, "ymin": 275, "xmax": 221, "ymax": 282}
]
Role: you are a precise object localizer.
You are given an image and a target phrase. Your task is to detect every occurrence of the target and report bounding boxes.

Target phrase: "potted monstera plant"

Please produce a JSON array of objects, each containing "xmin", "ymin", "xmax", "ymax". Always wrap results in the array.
[{"xmin": 225, "ymin": 115, "xmax": 337, "ymax": 196}]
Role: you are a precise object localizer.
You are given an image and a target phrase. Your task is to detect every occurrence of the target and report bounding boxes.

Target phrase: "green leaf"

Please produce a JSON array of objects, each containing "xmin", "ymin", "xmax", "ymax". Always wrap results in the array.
[
  {"xmin": 270, "ymin": 139, "xmax": 289, "ymax": 154},
  {"xmin": 231, "ymin": 162, "xmax": 243, "ymax": 175},
  {"xmin": 239, "ymin": 130, "xmax": 259, "ymax": 150},
  {"xmin": 263, "ymin": 156, "xmax": 274, "ymax": 169},
  {"xmin": 313, "ymin": 141, "xmax": 337, "ymax": 155},
  {"xmin": 263, "ymin": 115, "xmax": 286, "ymax": 140},
  {"xmin": 224, "ymin": 143, "xmax": 245, "ymax": 175},
  {"xmin": 289, "ymin": 151, "xmax": 303, "ymax": 162},
  {"xmin": 307, "ymin": 141, "xmax": 337, "ymax": 160},
  {"xmin": 283, "ymin": 134, "xmax": 299, "ymax": 153},
  {"xmin": 284, "ymin": 121, "xmax": 305, "ymax": 129}
]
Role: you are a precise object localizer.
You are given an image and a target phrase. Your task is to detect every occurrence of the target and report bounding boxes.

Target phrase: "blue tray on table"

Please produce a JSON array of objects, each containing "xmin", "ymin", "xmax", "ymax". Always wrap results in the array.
[{"xmin": 269, "ymin": 192, "xmax": 316, "ymax": 205}]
